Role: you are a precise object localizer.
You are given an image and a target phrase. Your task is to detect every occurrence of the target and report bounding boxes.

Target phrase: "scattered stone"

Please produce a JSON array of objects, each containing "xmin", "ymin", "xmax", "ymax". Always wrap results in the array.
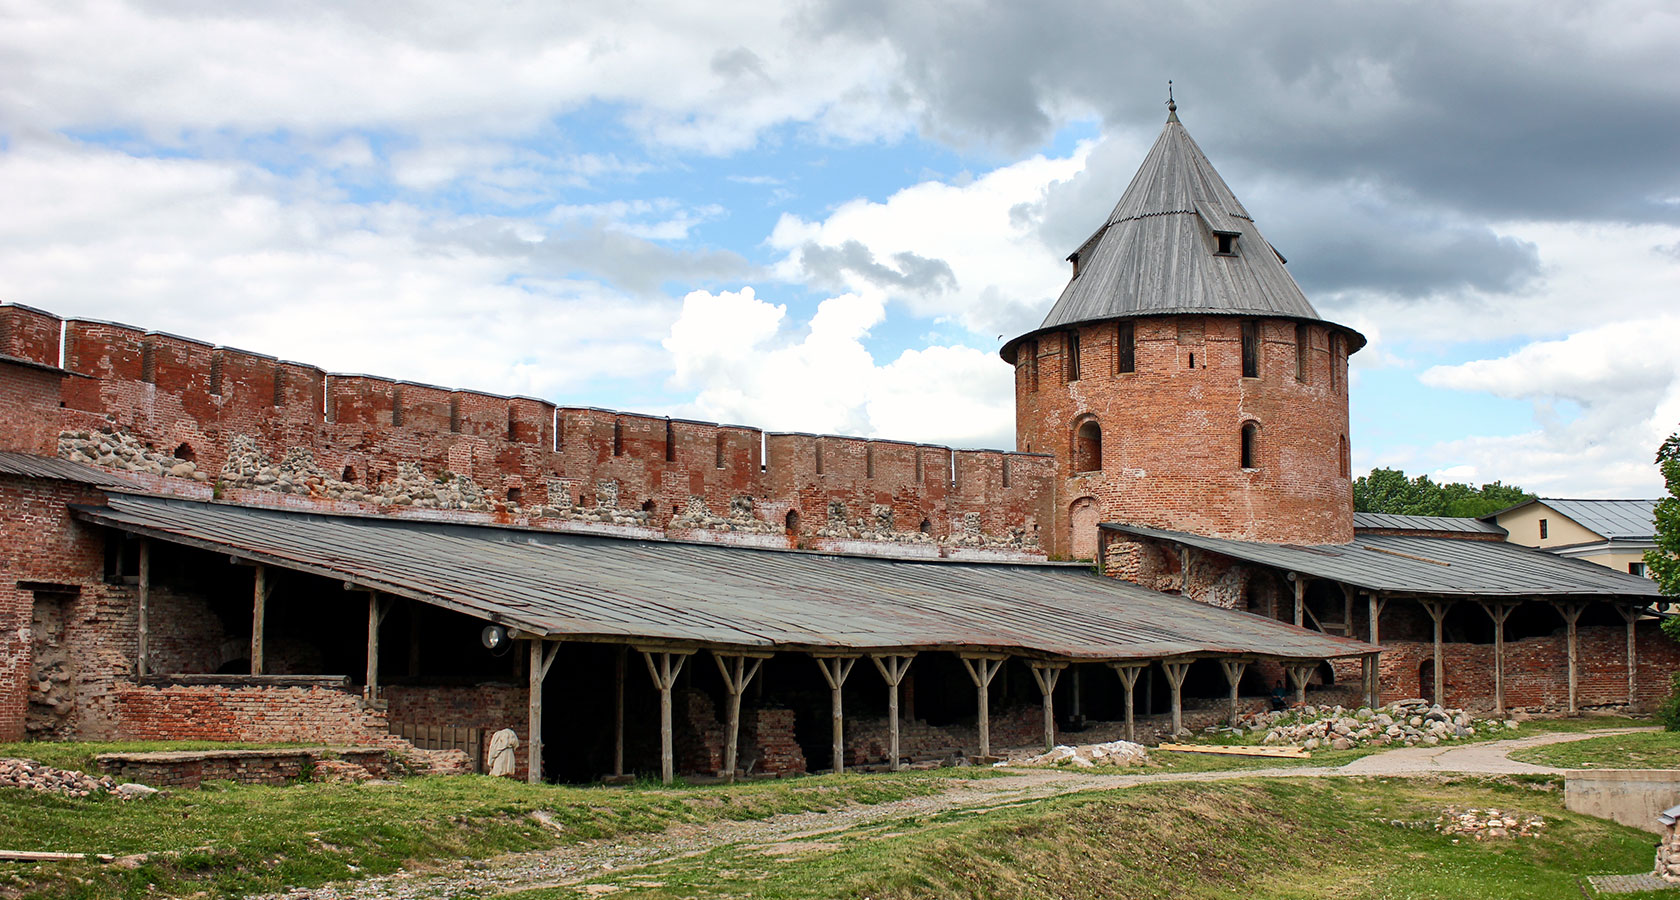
[
  {"xmin": 57, "ymin": 429, "xmax": 196, "ymax": 480},
  {"xmin": 0, "ymin": 757, "xmax": 120, "ymax": 798},
  {"xmin": 114, "ymin": 782, "xmax": 161, "ymax": 799},
  {"xmin": 1232, "ymin": 699, "xmax": 1513, "ymax": 750},
  {"xmin": 669, "ymin": 495, "xmax": 779, "ymax": 534},
  {"xmin": 1013, "ymin": 740, "xmax": 1149, "ymax": 768},
  {"xmin": 1434, "ymin": 806, "xmax": 1545, "ymax": 840}
]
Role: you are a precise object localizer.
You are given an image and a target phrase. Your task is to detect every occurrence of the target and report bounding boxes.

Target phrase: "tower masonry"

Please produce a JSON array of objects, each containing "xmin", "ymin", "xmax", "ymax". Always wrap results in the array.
[{"xmin": 1003, "ymin": 102, "xmax": 1364, "ymax": 558}]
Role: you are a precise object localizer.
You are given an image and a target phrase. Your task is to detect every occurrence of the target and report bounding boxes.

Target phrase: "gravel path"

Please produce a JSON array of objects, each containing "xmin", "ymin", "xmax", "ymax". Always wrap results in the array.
[{"xmin": 265, "ymin": 727, "xmax": 1654, "ymax": 900}]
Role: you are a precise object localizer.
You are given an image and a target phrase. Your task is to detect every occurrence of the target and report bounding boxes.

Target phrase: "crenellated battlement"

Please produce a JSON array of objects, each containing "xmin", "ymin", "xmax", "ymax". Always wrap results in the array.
[{"xmin": 0, "ymin": 302, "xmax": 1055, "ymax": 559}]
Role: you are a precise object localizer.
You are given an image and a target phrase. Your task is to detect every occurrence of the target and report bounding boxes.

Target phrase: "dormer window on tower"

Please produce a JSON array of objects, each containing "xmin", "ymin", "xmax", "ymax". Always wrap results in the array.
[{"xmin": 1214, "ymin": 231, "xmax": 1238, "ymax": 256}]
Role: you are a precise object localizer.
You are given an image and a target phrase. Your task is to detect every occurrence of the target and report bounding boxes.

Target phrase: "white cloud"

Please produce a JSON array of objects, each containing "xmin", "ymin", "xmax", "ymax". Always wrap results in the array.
[
  {"xmin": 1413, "ymin": 314, "xmax": 1680, "ymax": 496},
  {"xmin": 768, "ymin": 144, "xmax": 1093, "ymax": 339},
  {"xmin": 663, "ymin": 286, "xmax": 1014, "ymax": 447}
]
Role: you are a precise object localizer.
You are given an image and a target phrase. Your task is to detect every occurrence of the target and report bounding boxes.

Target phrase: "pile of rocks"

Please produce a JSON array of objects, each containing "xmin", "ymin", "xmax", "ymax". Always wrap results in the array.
[
  {"xmin": 1224, "ymin": 700, "xmax": 1516, "ymax": 750},
  {"xmin": 373, "ymin": 462, "xmax": 492, "ymax": 511},
  {"xmin": 1435, "ymin": 806, "xmax": 1545, "ymax": 840},
  {"xmin": 310, "ymin": 759, "xmax": 375, "ymax": 784},
  {"xmin": 1014, "ymin": 740, "xmax": 1149, "ymax": 768},
  {"xmin": 58, "ymin": 430, "xmax": 205, "ymax": 480},
  {"xmin": 669, "ymin": 495, "xmax": 778, "ymax": 533},
  {"xmin": 0, "ymin": 757, "xmax": 117, "ymax": 798},
  {"xmin": 219, "ymin": 435, "xmax": 372, "ymax": 501},
  {"xmin": 815, "ymin": 501, "xmax": 934, "ymax": 544},
  {"xmin": 528, "ymin": 480, "xmax": 651, "ymax": 526},
  {"xmin": 940, "ymin": 512, "xmax": 1038, "ymax": 550}
]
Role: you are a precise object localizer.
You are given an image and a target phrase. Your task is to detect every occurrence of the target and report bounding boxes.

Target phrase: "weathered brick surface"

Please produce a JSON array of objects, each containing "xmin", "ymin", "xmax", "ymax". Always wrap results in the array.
[
  {"xmin": 108, "ymin": 684, "xmax": 404, "ymax": 745},
  {"xmin": 385, "ymin": 683, "xmax": 528, "ymax": 780},
  {"xmin": 1016, "ymin": 317, "xmax": 1355, "ymax": 556}
]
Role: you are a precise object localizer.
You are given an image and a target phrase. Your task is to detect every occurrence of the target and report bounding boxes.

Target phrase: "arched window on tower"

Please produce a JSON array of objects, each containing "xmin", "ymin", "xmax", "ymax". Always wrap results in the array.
[
  {"xmin": 1240, "ymin": 421, "xmax": 1260, "ymax": 469},
  {"xmin": 1073, "ymin": 419, "xmax": 1103, "ymax": 473}
]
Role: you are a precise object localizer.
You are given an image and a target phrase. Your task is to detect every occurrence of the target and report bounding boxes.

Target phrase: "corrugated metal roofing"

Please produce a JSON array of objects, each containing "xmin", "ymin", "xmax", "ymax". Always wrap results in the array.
[
  {"xmin": 0, "ymin": 451, "xmax": 131, "ymax": 488},
  {"xmin": 1353, "ymin": 512, "xmax": 1506, "ymax": 535},
  {"xmin": 1536, "ymin": 499, "xmax": 1658, "ymax": 541},
  {"xmin": 1105, "ymin": 522, "xmax": 1661, "ymax": 600},
  {"xmin": 72, "ymin": 493, "xmax": 1373, "ymax": 662},
  {"xmin": 1003, "ymin": 113, "xmax": 1364, "ymax": 362}
]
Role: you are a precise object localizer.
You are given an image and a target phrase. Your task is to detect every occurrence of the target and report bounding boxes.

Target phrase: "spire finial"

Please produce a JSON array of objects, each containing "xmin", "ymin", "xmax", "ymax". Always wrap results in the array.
[{"xmin": 1166, "ymin": 80, "xmax": 1179, "ymax": 123}]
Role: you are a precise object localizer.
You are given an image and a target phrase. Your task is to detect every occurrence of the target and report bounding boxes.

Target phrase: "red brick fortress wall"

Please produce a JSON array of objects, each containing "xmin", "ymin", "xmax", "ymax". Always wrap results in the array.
[{"xmin": 1015, "ymin": 315, "xmax": 1355, "ymax": 555}]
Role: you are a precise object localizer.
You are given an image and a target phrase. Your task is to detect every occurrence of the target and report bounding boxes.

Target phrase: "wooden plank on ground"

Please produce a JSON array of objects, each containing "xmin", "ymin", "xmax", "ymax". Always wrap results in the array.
[
  {"xmin": 1155, "ymin": 743, "xmax": 1310, "ymax": 759},
  {"xmin": 0, "ymin": 850, "xmax": 117, "ymax": 863}
]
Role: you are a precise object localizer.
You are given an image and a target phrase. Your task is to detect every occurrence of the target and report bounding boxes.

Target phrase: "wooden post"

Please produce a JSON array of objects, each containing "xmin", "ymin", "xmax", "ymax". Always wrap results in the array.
[
  {"xmin": 813, "ymin": 655, "xmax": 858, "ymax": 774},
  {"xmin": 1292, "ymin": 575, "xmax": 1306, "ymax": 627},
  {"xmin": 250, "ymin": 564, "xmax": 273, "ymax": 675},
  {"xmin": 959, "ymin": 654, "xmax": 1006, "ymax": 758},
  {"xmin": 712, "ymin": 651, "xmax": 768, "ymax": 783},
  {"xmin": 640, "ymin": 648, "xmax": 692, "ymax": 785},
  {"xmin": 1161, "ymin": 659, "xmax": 1193, "ymax": 737},
  {"xmin": 1361, "ymin": 653, "xmax": 1378, "ymax": 708},
  {"xmin": 1286, "ymin": 661, "xmax": 1315, "ymax": 706},
  {"xmin": 1027, "ymin": 661, "xmax": 1067, "ymax": 751},
  {"xmin": 1341, "ymin": 584, "xmax": 1354, "ymax": 636},
  {"xmin": 527, "ymin": 640, "xmax": 561, "ymax": 784},
  {"xmin": 364, "ymin": 592, "xmax": 392, "ymax": 699},
  {"xmin": 1617, "ymin": 605, "xmax": 1640, "ymax": 709},
  {"xmin": 613, "ymin": 646, "xmax": 627, "ymax": 777},
  {"xmin": 1219, "ymin": 658, "xmax": 1249, "ymax": 725},
  {"xmin": 136, "ymin": 539, "xmax": 150, "ymax": 677},
  {"xmin": 1367, "ymin": 592, "xmax": 1387, "ymax": 645},
  {"xmin": 1552, "ymin": 601, "xmax": 1587, "ymax": 716},
  {"xmin": 1109, "ymin": 662, "xmax": 1146, "ymax": 743},
  {"xmin": 1419, "ymin": 599, "xmax": 1453, "ymax": 707},
  {"xmin": 870, "ymin": 654, "xmax": 915, "ymax": 771},
  {"xmin": 1484, "ymin": 601, "xmax": 1517, "ymax": 716}
]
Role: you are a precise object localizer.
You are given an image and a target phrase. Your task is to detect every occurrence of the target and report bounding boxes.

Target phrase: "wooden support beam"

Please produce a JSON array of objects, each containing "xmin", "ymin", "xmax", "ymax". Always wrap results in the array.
[
  {"xmin": 1341, "ymin": 583, "xmax": 1355, "ymax": 637},
  {"xmin": 1219, "ymin": 658, "xmax": 1249, "ymax": 725},
  {"xmin": 136, "ymin": 539, "xmax": 150, "ymax": 678},
  {"xmin": 1362, "ymin": 653, "xmax": 1379, "ymax": 708},
  {"xmin": 1161, "ymin": 659, "xmax": 1193, "ymax": 738},
  {"xmin": 251, "ymin": 564, "xmax": 273, "ymax": 676},
  {"xmin": 1109, "ymin": 662, "xmax": 1147, "ymax": 743},
  {"xmin": 1617, "ymin": 605, "xmax": 1640, "ymax": 710},
  {"xmin": 959, "ymin": 654, "xmax": 1007, "ymax": 758},
  {"xmin": 613, "ymin": 645, "xmax": 627, "ymax": 777},
  {"xmin": 712, "ymin": 650, "xmax": 770, "ymax": 783},
  {"xmin": 527, "ymin": 640, "xmax": 561, "ymax": 784},
  {"xmin": 1285, "ymin": 661, "xmax": 1315, "ymax": 706},
  {"xmin": 813, "ymin": 655, "xmax": 858, "ymax": 774},
  {"xmin": 1552, "ymin": 601, "xmax": 1587, "ymax": 716},
  {"xmin": 870, "ymin": 654, "xmax": 916, "ymax": 772},
  {"xmin": 1292, "ymin": 575, "xmax": 1305, "ymax": 627},
  {"xmin": 364, "ymin": 592, "xmax": 392, "ymax": 700},
  {"xmin": 1367, "ymin": 592, "xmax": 1387, "ymax": 645},
  {"xmin": 1484, "ymin": 601, "xmax": 1518, "ymax": 716},
  {"xmin": 639, "ymin": 648, "xmax": 692, "ymax": 785},
  {"xmin": 1027, "ymin": 661, "xmax": 1067, "ymax": 752},
  {"xmin": 1419, "ymin": 599, "xmax": 1454, "ymax": 707}
]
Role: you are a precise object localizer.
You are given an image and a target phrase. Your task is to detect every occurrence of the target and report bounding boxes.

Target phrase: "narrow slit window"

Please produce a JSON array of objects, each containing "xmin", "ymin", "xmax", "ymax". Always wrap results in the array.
[
  {"xmin": 1338, "ymin": 435, "xmax": 1350, "ymax": 478},
  {"xmin": 1187, "ymin": 352, "xmax": 1195, "ymax": 369},
  {"xmin": 1295, "ymin": 323, "xmax": 1310, "ymax": 382},
  {"xmin": 612, "ymin": 419, "xmax": 624, "ymax": 457},
  {"xmin": 1002, "ymin": 457, "xmax": 1011, "ymax": 487},
  {"xmin": 1539, "ymin": 518, "xmax": 1548, "ymax": 540},
  {"xmin": 866, "ymin": 445, "xmax": 875, "ymax": 479},
  {"xmin": 665, "ymin": 420, "xmax": 676, "ymax": 462},
  {"xmin": 1240, "ymin": 422, "xmax": 1259, "ymax": 469},
  {"xmin": 815, "ymin": 442, "xmax": 824, "ymax": 475},
  {"xmin": 1241, "ymin": 321, "xmax": 1259, "ymax": 378},
  {"xmin": 1116, "ymin": 321, "xmax": 1135, "ymax": 374},
  {"xmin": 1065, "ymin": 330, "xmax": 1081, "ymax": 382},
  {"xmin": 715, "ymin": 433, "xmax": 725, "ymax": 469}
]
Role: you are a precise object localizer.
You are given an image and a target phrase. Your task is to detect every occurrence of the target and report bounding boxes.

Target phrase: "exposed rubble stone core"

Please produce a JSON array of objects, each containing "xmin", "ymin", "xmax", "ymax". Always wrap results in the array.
[
  {"xmin": 1220, "ymin": 700, "xmax": 1516, "ymax": 751},
  {"xmin": 670, "ymin": 495, "xmax": 778, "ymax": 533}
]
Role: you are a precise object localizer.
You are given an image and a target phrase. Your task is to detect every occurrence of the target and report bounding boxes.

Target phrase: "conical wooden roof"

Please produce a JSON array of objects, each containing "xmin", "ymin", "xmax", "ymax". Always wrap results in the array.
[{"xmin": 1004, "ymin": 109, "xmax": 1362, "ymax": 361}]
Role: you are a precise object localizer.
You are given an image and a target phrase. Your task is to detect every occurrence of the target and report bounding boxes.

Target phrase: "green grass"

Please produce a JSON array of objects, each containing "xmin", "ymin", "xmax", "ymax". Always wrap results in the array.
[
  {"xmin": 0, "ymin": 741, "xmax": 306, "ymax": 775},
  {"xmin": 508, "ymin": 776, "xmax": 1658, "ymax": 900},
  {"xmin": 1510, "ymin": 730, "xmax": 1680, "ymax": 770},
  {"xmin": 0, "ymin": 770, "xmax": 965, "ymax": 900}
]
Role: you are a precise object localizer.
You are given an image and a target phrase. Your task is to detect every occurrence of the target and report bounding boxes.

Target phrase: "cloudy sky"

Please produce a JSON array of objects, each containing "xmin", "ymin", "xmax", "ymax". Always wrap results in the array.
[{"xmin": 2, "ymin": 0, "xmax": 1676, "ymax": 497}]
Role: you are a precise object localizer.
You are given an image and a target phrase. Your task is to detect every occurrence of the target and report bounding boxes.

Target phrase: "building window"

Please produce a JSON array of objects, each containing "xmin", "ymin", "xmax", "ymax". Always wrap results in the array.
[
  {"xmin": 1631, "ymin": 562, "xmax": 1650, "ymax": 578},
  {"xmin": 1539, "ymin": 518, "xmax": 1548, "ymax": 540},
  {"xmin": 1073, "ymin": 419, "xmax": 1102, "ymax": 473},
  {"xmin": 1339, "ymin": 435, "xmax": 1350, "ymax": 478},
  {"xmin": 1241, "ymin": 321, "xmax": 1259, "ymax": 378},
  {"xmin": 1116, "ymin": 321, "xmax": 1135, "ymax": 374},
  {"xmin": 1065, "ymin": 331, "xmax": 1081, "ymax": 382},
  {"xmin": 1214, "ymin": 232, "xmax": 1238, "ymax": 256},
  {"xmin": 1240, "ymin": 421, "xmax": 1259, "ymax": 469},
  {"xmin": 1295, "ymin": 323, "xmax": 1309, "ymax": 382}
]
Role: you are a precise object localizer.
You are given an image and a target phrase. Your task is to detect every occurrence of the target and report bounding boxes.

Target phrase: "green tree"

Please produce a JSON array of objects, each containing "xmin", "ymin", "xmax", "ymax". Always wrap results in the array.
[
  {"xmin": 1649, "ymin": 431, "xmax": 1680, "ymax": 596},
  {"xmin": 1353, "ymin": 468, "xmax": 1533, "ymax": 519}
]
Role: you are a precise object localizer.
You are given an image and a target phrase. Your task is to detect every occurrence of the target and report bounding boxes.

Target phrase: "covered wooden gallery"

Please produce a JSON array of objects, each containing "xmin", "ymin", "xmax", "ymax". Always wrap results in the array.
[
  {"xmin": 74, "ymin": 493, "xmax": 1374, "ymax": 783},
  {"xmin": 1101, "ymin": 520, "xmax": 1668, "ymax": 717}
]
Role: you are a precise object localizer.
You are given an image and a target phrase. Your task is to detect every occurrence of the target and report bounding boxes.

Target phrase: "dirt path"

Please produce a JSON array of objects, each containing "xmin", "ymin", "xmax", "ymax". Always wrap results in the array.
[{"xmin": 266, "ymin": 727, "xmax": 1654, "ymax": 900}]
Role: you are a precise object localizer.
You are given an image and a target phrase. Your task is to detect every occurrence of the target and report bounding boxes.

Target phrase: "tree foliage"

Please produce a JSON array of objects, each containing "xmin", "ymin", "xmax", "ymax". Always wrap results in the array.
[
  {"xmin": 1647, "ymin": 431, "xmax": 1680, "ymax": 597},
  {"xmin": 1352, "ymin": 468, "xmax": 1533, "ymax": 519}
]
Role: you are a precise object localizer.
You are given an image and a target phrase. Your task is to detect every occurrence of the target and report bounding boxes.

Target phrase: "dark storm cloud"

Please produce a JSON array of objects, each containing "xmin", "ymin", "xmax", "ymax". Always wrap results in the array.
[
  {"xmin": 803, "ymin": 0, "xmax": 1677, "ymax": 300},
  {"xmin": 800, "ymin": 239, "xmax": 959, "ymax": 294}
]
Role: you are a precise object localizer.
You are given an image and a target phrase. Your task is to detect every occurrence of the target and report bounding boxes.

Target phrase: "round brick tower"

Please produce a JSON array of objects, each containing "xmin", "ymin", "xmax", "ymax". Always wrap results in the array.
[{"xmin": 1003, "ymin": 102, "xmax": 1364, "ymax": 559}]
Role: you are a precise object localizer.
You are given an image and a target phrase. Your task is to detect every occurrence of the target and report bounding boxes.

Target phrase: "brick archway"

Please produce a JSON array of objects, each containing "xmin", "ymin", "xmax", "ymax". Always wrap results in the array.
[{"xmin": 1069, "ymin": 497, "xmax": 1100, "ymax": 561}]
